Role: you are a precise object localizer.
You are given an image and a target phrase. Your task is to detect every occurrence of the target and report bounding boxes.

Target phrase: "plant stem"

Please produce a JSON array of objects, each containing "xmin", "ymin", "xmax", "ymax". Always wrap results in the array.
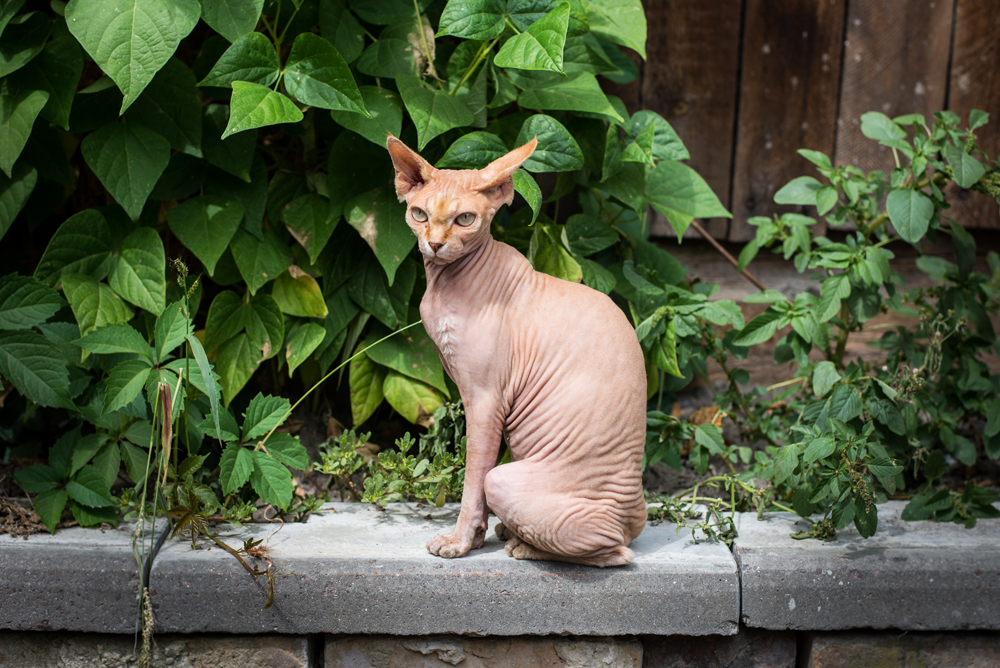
[
  {"xmin": 833, "ymin": 302, "xmax": 851, "ymax": 368},
  {"xmin": 765, "ymin": 377, "xmax": 806, "ymax": 392},
  {"xmin": 411, "ymin": 0, "xmax": 441, "ymax": 88},
  {"xmin": 689, "ymin": 220, "xmax": 768, "ymax": 292},
  {"xmin": 450, "ymin": 31, "xmax": 505, "ymax": 96},
  {"xmin": 504, "ymin": 17, "xmax": 521, "ymax": 34}
]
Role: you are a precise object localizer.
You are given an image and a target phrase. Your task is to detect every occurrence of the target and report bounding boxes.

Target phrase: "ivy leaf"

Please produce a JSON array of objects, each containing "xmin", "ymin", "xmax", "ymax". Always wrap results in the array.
[
  {"xmin": 153, "ymin": 301, "xmax": 192, "ymax": 362},
  {"xmin": 272, "ymin": 267, "xmax": 329, "ymax": 319},
  {"xmin": 943, "ymin": 142, "xmax": 986, "ymax": 189},
  {"xmin": 435, "ymin": 131, "xmax": 508, "ymax": 169},
  {"xmin": 0, "ymin": 330, "xmax": 74, "ymax": 408},
  {"xmin": 284, "ymin": 32, "xmax": 369, "ymax": 116},
  {"xmin": 33, "ymin": 489, "xmax": 68, "ymax": 534},
  {"xmin": 0, "ymin": 274, "xmax": 65, "ymax": 330},
  {"xmin": 250, "ymin": 450, "xmax": 294, "ymax": 510},
  {"xmin": 349, "ymin": 347, "xmax": 386, "ymax": 427},
  {"xmin": 61, "ymin": 273, "xmax": 133, "ymax": 336},
  {"xmin": 774, "ymin": 176, "xmax": 821, "ymax": 206},
  {"xmin": 285, "ymin": 322, "xmax": 326, "ymax": 376},
  {"xmin": 330, "ymin": 86, "xmax": 403, "ymax": 147},
  {"xmin": 9, "ymin": 35, "xmax": 83, "ymax": 131},
  {"xmin": 512, "ymin": 169, "xmax": 541, "ymax": 224},
  {"xmin": 516, "ymin": 71, "xmax": 622, "ymax": 123},
  {"xmin": 216, "ymin": 333, "xmax": 259, "ymax": 406},
  {"xmin": 167, "ymin": 195, "xmax": 245, "ymax": 276},
  {"xmin": 0, "ymin": 85, "xmax": 48, "ymax": 178},
  {"xmin": 0, "ymin": 161, "xmax": 36, "ymax": 242},
  {"xmin": 242, "ymin": 392, "xmax": 291, "ymax": 441},
  {"xmin": 282, "ymin": 193, "xmax": 339, "ymax": 265},
  {"xmin": 219, "ymin": 443, "xmax": 254, "ymax": 494},
  {"xmin": 229, "ymin": 229, "xmax": 292, "ymax": 294},
  {"xmin": 81, "ymin": 122, "xmax": 170, "ymax": 220},
  {"xmin": 396, "ymin": 73, "xmax": 474, "ymax": 150},
  {"xmin": 108, "ymin": 227, "xmax": 167, "ymax": 315},
  {"xmin": 0, "ymin": 11, "xmax": 50, "ymax": 78},
  {"xmin": 812, "ymin": 361, "xmax": 840, "ymax": 398},
  {"xmin": 437, "ymin": 0, "xmax": 505, "ymax": 40},
  {"xmin": 364, "ymin": 320, "xmax": 448, "ymax": 395},
  {"xmin": 75, "ymin": 322, "xmax": 153, "ymax": 360},
  {"xmin": 344, "ymin": 187, "xmax": 415, "ymax": 285},
  {"xmin": 580, "ymin": 0, "xmax": 645, "ymax": 58},
  {"xmin": 201, "ymin": 0, "xmax": 264, "ymax": 43},
  {"xmin": 516, "ymin": 114, "xmax": 584, "ymax": 172},
  {"xmin": 319, "ymin": 0, "xmax": 365, "ymax": 64},
  {"xmin": 66, "ymin": 464, "xmax": 116, "ymax": 507},
  {"xmin": 13, "ymin": 463, "xmax": 62, "ymax": 493},
  {"xmin": 103, "ymin": 358, "xmax": 153, "ymax": 414},
  {"xmin": 886, "ymin": 189, "xmax": 933, "ymax": 244},
  {"xmin": 223, "ymin": 81, "xmax": 303, "ymax": 139},
  {"xmin": 65, "ymin": 0, "xmax": 201, "ymax": 113},
  {"xmin": 383, "ymin": 370, "xmax": 444, "ymax": 426},
  {"xmin": 129, "ymin": 58, "xmax": 203, "ymax": 157},
  {"xmin": 495, "ymin": 2, "xmax": 570, "ymax": 74},
  {"xmin": 645, "ymin": 160, "xmax": 731, "ymax": 237}
]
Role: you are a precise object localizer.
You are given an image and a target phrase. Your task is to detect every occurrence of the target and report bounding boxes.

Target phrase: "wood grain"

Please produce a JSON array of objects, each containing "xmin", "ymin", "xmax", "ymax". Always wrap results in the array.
[
  {"xmin": 728, "ymin": 0, "xmax": 847, "ymax": 242},
  {"xmin": 944, "ymin": 0, "xmax": 1000, "ymax": 229},
  {"xmin": 641, "ymin": 0, "xmax": 742, "ymax": 240}
]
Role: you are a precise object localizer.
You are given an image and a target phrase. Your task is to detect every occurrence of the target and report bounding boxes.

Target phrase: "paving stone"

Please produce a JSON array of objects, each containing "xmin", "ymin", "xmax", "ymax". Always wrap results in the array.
[
  {"xmin": 0, "ymin": 631, "xmax": 308, "ymax": 668},
  {"xmin": 325, "ymin": 634, "xmax": 643, "ymax": 667},
  {"xmin": 804, "ymin": 631, "xmax": 1000, "ymax": 668},
  {"xmin": 642, "ymin": 629, "xmax": 795, "ymax": 667},
  {"xmin": 733, "ymin": 502, "xmax": 1000, "ymax": 630}
]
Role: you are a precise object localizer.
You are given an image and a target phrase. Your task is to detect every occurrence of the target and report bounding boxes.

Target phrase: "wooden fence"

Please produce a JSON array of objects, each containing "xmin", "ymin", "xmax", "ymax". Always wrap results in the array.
[{"xmin": 606, "ymin": 0, "xmax": 1000, "ymax": 241}]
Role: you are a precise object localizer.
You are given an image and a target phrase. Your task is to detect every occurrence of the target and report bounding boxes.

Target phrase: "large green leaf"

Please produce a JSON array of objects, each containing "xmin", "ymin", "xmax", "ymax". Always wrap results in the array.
[
  {"xmin": 201, "ymin": 0, "xmax": 264, "ymax": 43},
  {"xmin": 223, "ymin": 81, "xmax": 303, "ymax": 139},
  {"xmin": 34, "ymin": 489, "xmax": 67, "ymax": 534},
  {"xmin": 75, "ymin": 322, "xmax": 153, "ymax": 360},
  {"xmin": 349, "ymin": 347, "xmax": 385, "ymax": 427},
  {"xmin": 356, "ymin": 21, "xmax": 423, "ymax": 79},
  {"xmin": 216, "ymin": 332, "xmax": 258, "ymax": 406},
  {"xmin": 203, "ymin": 151, "xmax": 268, "ymax": 233},
  {"xmin": 0, "ymin": 330, "xmax": 73, "ymax": 408},
  {"xmin": 204, "ymin": 290, "xmax": 248, "ymax": 351},
  {"xmin": 242, "ymin": 392, "xmax": 291, "ymax": 440},
  {"xmin": 66, "ymin": 465, "xmax": 116, "ymax": 507},
  {"xmin": 198, "ymin": 32, "xmax": 280, "ymax": 88},
  {"xmin": 282, "ymin": 193, "xmax": 339, "ymax": 265},
  {"xmin": 396, "ymin": 73, "xmax": 474, "ymax": 150},
  {"xmin": 943, "ymin": 142, "xmax": 986, "ymax": 189},
  {"xmin": 272, "ymin": 268, "xmax": 329, "ymax": 319},
  {"xmin": 0, "ymin": 0, "xmax": 28, "ymax": 38},
  {"xmin": 734, "ymin": 307, "xmax": 782, "ymax": 346},
  {"xmin": 218, "ymin": 443, "xmax": 254, "ymax": 493},
  {"xmin": 508, "ymin": 0, "xmax": 588, "ymax": 35},
  {"xmin": 563, "ymin": 214, "xmax": 617, "ymax": 256},
  {"xmin": 886, "ymin": 189, "xmax": 933, "ymax": 244},
  {"xmin": 516, "ymin": 71, "xmax": 622, "ymax": 123},
  {"xmin": 0, "ymin": 274, "xmax": 64, "ymax": 330},
  {"xmin": 108, "ymin": 227, "xmax": 166, "ymax": 315},
  {"xmin": 13, "ymin": 463, "xmax": 62, "ymax": 493},
  {"xmin": 167, "ymin": 195, "xmax": 245, "ymax": 275},
  {"xmin": 319, "ymin": 0, "xmax": 365, "ymax": 64},
  {"xmin": 364, "ymin": 320, "xmax": 448, "ymax": 394},
  {"xmin": 81, "ymin": 122, "xmax": 170, "ymax": 220},
  {"xmin": 250, "ymin": 450, "xmax": 293, "ymax": 509},
  {"xmin": 859, "ymin": 112, "xmax": 905, "ymax": 143},
  {"xmin": 628, "ymin": 110, "xmax": 689, "ymax": 161},
  {"xmin": 153, "ymin": 301, "xmax": 192, "ymax": 362},
  {"xmin": 774, "ymin": 176, "xmax": 821, "ymax": 206},
  {"xmin": 528, "ymin": 223, "xmax": 582, "ymax": 282},
  {"xmin": 61, "ymin": 273, "xmax": 133, "ymax": 336},
  {"xmin": 0, "ymin": 11, "xmax": 49, "ymax": 78},
  {"xmin": 245, "ymin": 293, "xmax": 283, "ymax": 360},
  {"xmin": 351, "ymin": 0, "xmax": 432, "ymax": 25},
  {"xmin": 344, "ymin": 187, "xmax": 415, "ymax": 285},
  {"xmin": 10, "ymin": 35, "xmax": 83, "ymax": 131},
  {"xmin": 229, "ymin": 229, "xmax": 292, "ymax": 294},
  {"xmin": 284, "ymin": 32, "xmax": 368, "ymax": 116},
  {"xmin": 186, "ymin": 332, "xmax": 224, "ymax": 444},
  {"xmin": 563, "ymin": 33, "xmax": 619, "ymax": 75},
  {"xmin": 129, "ymin": 58, "xmax": 203, "ymax": 157},
  {"xmin": 34, "ymin": 209, "xmax": 114, "ymax": 286},
  {"xmin": 580, "ymin": 0, "xmax": 645, "ymax": 58},
  {"xmin": 329, "ymin": 86, "xmax": 403, "ymax": 147},
  {"xmin": 0, "ymin": 161, "xmax": 35, "ymax": 241},
  {"xmin": 0, "ymin": 84, "xmax": 48, "ymax": 178},
  {"xmin": 65, "ymin": 0, "xmax": 201, "ymax": 112},
  {"xmin": 103, "ymin": 358, "xmax": 153, "ymax": 413},
  {"xmin": 437, "ymin": 0, "xmax": 505, "ymax": 39},
  {"xmin": 516, "ymin": 114, "xmax": 583, "ymax": 172},
  {"xmin": 435, "ymin": 131, "xmax": 508, "ymax": 169},
  {"xmin": 203, "ymin": 106, "xmax": 255, "ymax": 180},
  {"xmin": 264, "ymin": 433, "xmax": 309, "ymax": 469},
  {"xmin": 285, "ymin": 322, "xmax": 326, "ymax": 376},
  {"xmin": 645, "ymin": 160, "xmax": 731, "ymax": 237},
  {"xmin": 383, "ymin": 370, "xmax": 444, "ymax": 425},
  {"xmin": 494, "ymin": 2, "xmax": 570, "ymax": 74},
  {"xmin": 512, "ymin": 169, "xmax": 541, "ymax": 224}
]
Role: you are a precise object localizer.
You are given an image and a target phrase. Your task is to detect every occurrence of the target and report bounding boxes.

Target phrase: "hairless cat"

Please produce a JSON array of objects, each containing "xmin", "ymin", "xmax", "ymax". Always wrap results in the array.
[{"xmin": 386, "ymin": 135, "xmax": 647, "ymax": 567}]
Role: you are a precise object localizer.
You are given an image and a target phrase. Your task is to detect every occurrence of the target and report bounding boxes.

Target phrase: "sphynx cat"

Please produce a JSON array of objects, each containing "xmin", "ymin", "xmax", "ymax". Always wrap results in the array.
[{"xmin": 386, "ymin": 135, "xmax": 647, "ymax": 567}]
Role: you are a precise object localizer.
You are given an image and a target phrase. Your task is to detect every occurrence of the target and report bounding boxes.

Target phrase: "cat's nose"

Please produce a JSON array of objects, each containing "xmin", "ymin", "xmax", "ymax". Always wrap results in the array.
[{"xmin": 428, "ymin": 242, "xmax": 443, "ymax": 253}]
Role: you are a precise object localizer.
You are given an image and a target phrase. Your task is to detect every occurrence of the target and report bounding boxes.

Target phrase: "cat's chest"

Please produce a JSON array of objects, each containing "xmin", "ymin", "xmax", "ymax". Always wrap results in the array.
[{"xmin": 427, "ymin": 310, "xmax": 460, "ymax": 362}]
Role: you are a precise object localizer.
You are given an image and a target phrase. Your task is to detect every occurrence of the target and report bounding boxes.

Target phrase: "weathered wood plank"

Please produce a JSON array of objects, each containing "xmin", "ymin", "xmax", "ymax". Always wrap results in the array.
[
  {"xmin": 834, "ymin": 0, "xmax": 955, "ymax": 177},
  {"xmin": 729, "ymin": 0, "xmax": 846, "ymax": 242},
  {"xmin": 945, "ymin": 0, "xmax": 1000, "ymax": 229},
  {"xmin": 642, "ymin": 0, "xmax": 742, "ymax": 240}
]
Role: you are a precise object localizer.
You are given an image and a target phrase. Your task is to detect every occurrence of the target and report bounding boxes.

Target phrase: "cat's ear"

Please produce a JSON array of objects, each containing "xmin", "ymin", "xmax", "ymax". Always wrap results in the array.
[
  {"xmin": 477, "ymin": 137, "xmax": 537, "ymax": 205},
  {"xmin": 387, "ymin": 135, "xmax": 435, "ymax": 200}
]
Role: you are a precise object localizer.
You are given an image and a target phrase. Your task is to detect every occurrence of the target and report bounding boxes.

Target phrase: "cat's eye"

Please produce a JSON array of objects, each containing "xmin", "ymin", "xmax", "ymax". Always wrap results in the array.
[
  {"xmin": 411, "ymin": 207, "xmax": 428, "ymax": 222},
  {"xmin": 455, "ymin": 213, "xmax": 476, "ymax": 227}
]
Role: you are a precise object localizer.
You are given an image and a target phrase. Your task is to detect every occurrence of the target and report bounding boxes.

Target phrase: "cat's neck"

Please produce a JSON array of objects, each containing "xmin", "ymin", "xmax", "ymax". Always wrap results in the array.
[{"xmin": 423, "ymin": 235, "xmax": 530, "ymax": 303}]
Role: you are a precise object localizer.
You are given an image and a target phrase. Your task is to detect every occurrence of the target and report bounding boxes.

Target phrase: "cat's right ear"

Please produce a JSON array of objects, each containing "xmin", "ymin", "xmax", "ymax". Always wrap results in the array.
[{"xmin": 387, "ymin": 135, "xmax": 435, "ymax": 201}]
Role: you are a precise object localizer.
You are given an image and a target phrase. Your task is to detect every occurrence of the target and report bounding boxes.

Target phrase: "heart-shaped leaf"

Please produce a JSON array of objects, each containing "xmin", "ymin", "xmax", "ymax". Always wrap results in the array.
[
  {"xmin": 437, "ymin": 0, "xmax": 505, "ymax": 40},
  {"xmin": 516, "ymin": 113, "xmax": 584, "ymax": 172},
  {"xmin": 81, "ymin": 122, "xmax": 170, "ymax": 220},
  {"xmin": 0, "ymin": 161, "xmax": 36, "ymax": 242},
  {"xmin": 344, "ymin": 187, "xmax": 415, "ymax": 285},
  {"xmin": 330, "ymin": 86, "xmax": 403, "ymax": 147},
  {"xmin": 494, "ymin": 2, "xmax": 570, "ymax": 74},
  {"xmin": 0, "ymin": 84, "xmax": 48, "ymax": 178},
  {"xmin": 229, "ymin": 229, "xmax": 292, "ymax": 294},
  {"xmin": 201, "ymin": 0, "xmax": 264, "ymax": 43},
  {"xmin": 396, "ymin": 73, "xmax": 474, "ymax": 150},
  {"xmin": 284, "ymin": 32, "xmax": 369, "ymax": 115},
  {"xmin": 198, "ymin": 32, "xmax": 280, "ymax": 88},
  {"xmin": 282, "ymin": 193, "xmax": 339, "ymax": 265},
  {"xmin": 108, "ymin": 227, "xmax": 166, "ymax": 315},
  {"xmin": 223, "ymin": 81, "xmax": 303, "ymax": 139},
  {"xmin": 129, "ymin": 58, "xmax": 203, "ymax": 157},
  {"xmin": 167, "ymin": 195, "xmax": 245, "ymax": 275},
  {"xmin": 886, "ymin": 189, "xmax": 933, "ymax": 244},
  {"xmin": 285, "ymin": 322, "xmax": 326, "ymax": 376},
  {"xmin": 272, "ymin": 267, "xmax": 329, "ymax": 319},
  {"xmin": 61, "ymin": 273, "xmax": 133, "ymax": 336},
  {"xmin": 10, "ymin": 35, "xmax": 83, "ymax": 131}
]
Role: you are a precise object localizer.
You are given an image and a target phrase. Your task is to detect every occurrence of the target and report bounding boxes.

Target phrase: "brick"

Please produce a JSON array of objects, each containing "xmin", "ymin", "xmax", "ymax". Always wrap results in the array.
[
  {"xmin": 642, "ymin": 629, "xmax": 795, "ymax": 667},
  {"xmin": 805, "ymin": 631, "xmax": 1000, "ymax": 668}
]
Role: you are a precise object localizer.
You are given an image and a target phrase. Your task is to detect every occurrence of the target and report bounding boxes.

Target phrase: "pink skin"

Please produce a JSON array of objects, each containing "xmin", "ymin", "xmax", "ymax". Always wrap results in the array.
[{"xmin": 387, "ymin": 135, "xmax": 647, "ymax": 567}]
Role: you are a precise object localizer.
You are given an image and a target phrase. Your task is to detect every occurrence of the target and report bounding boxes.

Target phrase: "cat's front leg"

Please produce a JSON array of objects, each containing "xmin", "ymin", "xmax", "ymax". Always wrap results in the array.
[{"xmin": 427, "ymin": 396, "xmax": 503, "ymax": 558}]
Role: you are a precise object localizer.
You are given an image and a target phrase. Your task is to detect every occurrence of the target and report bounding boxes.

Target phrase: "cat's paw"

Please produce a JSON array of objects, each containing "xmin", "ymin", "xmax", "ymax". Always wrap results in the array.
[{"xmin": 427, "ymin": 533, "xmax": 473, "ymax": 558}]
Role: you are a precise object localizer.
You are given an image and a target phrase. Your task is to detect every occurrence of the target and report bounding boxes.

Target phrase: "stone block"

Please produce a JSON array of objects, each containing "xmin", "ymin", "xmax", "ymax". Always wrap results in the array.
[
  {"xmin": 325, "ymin": 634, "xmax": 643, "ymax": 667},
  {"xmin": 641, "ymin": 629, "xmax": 795, "ymax": 667},
  {"xmin": 0, "ymin": 631, "xmax": 308, "ymax": 668},
  {"xmin": 733, "ymin": 502, "xmax": 1000, "ymax": 630},
  {"xmin": 804, "ymin": 631, "xmax": 1000, "ymax": 668}
]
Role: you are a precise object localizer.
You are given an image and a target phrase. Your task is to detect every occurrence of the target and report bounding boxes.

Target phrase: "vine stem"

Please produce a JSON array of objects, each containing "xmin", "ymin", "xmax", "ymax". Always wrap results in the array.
[
  {"xmin": 689, "ymin": 220, "xmax": 768, "ymax": 292},
  {"xmin": 411, "ymin": 0, "xmax": 441, "ymax": 88},
  {"xmin": 450, "ymin": 31, "xmax": 505, "ymax": 96}
]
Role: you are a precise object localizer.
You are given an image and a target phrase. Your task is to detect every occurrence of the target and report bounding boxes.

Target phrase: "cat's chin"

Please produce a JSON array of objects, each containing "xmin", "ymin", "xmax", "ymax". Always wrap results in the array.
[{"xmin": 422, "ymin": 252, "xmax": 456, "ymax": 266}]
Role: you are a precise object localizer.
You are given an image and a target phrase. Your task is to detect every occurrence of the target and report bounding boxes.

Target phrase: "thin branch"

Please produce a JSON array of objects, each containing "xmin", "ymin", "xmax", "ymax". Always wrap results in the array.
[{"xmin": 689, "ymin": 219, "xmax": 767, "ymax": 292}]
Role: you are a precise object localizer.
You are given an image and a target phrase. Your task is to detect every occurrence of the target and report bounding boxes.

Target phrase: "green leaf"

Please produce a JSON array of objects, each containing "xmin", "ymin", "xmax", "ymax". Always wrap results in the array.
[
  {"xmin": 108, "ymin": 227, "xmax": 166, "ymax": 315},
  {"xmin": 345, "ymin": 187, "xmax": 415, "ymax": 285},
  {"xmin": 886, "ymin": 189, "xmax": 933, "ymax": 244},
  {"xmin": 223, "ymin": 81, "xmax": 303, "ymax": 139},
  {"xmin": 853, "ymin": 495, "xmax": 877, "ymax": 538},
  {"xmin": 815, "ymin": 185, "xmax": 838, "ymax": 215},
  {"xmin": 348, "ymin": 254, "xmax": 415, "ymax": 329},
  {"xmin": 34, "ymin": 210, "xmax": 114, "ymax": 287},
  {"xmin": 129, "ymin": 58, "xmax": 203, "ymax": 157},
  {"xmin": 563, "ymin": 33, "xmax": 620, "ymax": 75},
  {"xmin": 153, "ymin": 301, "xmax": 192, "ymax": 362},
  {"xmin": 103, "ymin": 358, "xmax": 152, "ymax": 413},
  {"xmin": 69, "ymin": 501, "xmax": 118, "ymax": 527},
  {"xmin": 383, "ymin": 370, "xmax": 444, "ymax": 425},
  {"xmin": 694, "ymin": 422, "xmax": 725, "ymax": 455},
  {"xmin": 948, "ymin": 218, "xmax": 976, "ymax": 281},
  {"xmin": 349, "ymin": 347, "xmax": 385, "ymax": 427},
  {"xmin": 803, "ymin": 436, "xmax": 835, "ymax": 463},
  {"xmin": 33, "ymin": 489, "xmax": 67, "ymax": 533},
  {"xmin": 330, "ymin": 86, "xmax": 403, "ymax": 147},
  {"xmin": 264, "ymin": 432, "xmax": 309, "ymax": 469},
  {"xmin": 250, "ymin": 450, "xmax": 294, "ymax": 510},
  {"xmin": 734, "ymin": 307, "xmax": 782, "ymax": 346},
  {"xmin": 943, "ymin": 142, "xmax": 986, "ymax": 189},
  {"xmin": 14, "ymin": 464, "xmax": 62, "ymax": 493},
  {"xmin": 0, "ymin": 274, "xmax": 64, "ymax": 330},
  {"xmin": 0, "ymin": 161, "xmax": 35, "ymax": 242},
  {"xmin": 185, "ymin": 332, "xmax": 223, "ymax": 444},
  {"xmin": 437, "ymin": 0, "xmax": 505, "ymax": 39},
  {"xmin": 272, "ymin": 268, "xmax": 329, "ymax": 319},
  {"xmin": 512, "ymin": 169, "xmax": 541, "ymax": 224},
  {"xmin": 355, "ymin": 21, "xmax": 423, "ymax": 79},
  {"xmin": 284, "ymin": 32, "xmax": 368, "ymax": 115},
  {"xmin": 202, "ymin": 105, "xmax": 257, "ymax": 181},
  {"xmin": 229, "ymin": 229, "xmax": 292, "ymax": 294},
  {"xmin": 517, "ymin": 71, "xmax": 622, "ymax": 122},
  {"xmin": 774, "ymin": 176, "xmax": 821, "ymax": 206},
  {"xmin": 828, "ymin": 384, "xmax": 862, "ymax": 422},
  {"xmin": 319, "ymin": 0, "xmax": 365, "ymax": 64},
  {"xmin": 246, "ymin": 292, "xmax": 284, "ymax": 360},
  {"xmin": 0, "ymin": 11, "xmax": 50, "ymax": 78},
  {"xmin": 627, "ymin": 110, "xmax": 689, "ymax": 161},
  {"xmin": 65, "ymin": 0, "xmax": 200, "ymax": 112},
  {"xmin": 81, "ymin": 122, "xmax": 170, "ymax": 220},
  {"xmin": 216, "ymin": 333, "xmax": 259, "ymax": 406},
  {"xmin": 516, "ymin": 114, "xmax": 584, "ymax": 172},
  {"xmin": 199, "ymin": 407, "xmax": 240, "ymax": 444},
  {"xmin": 397, "ymin": 73, "xmax": 474, "ymax": 150},
  {"xmin": 218, "ymin": 443, "xmax": 254, "ymax": 493},
  {"xmin": 364, "ymin": 320, "xmax": 448, "ymax": 394},
  {"xmin": 0, "ymin": 0, "xmax": 28, "ymax": 38},
  {"xmin": 580, "ymin": 0, "xmax": 645, "ymax": 58},
  {"xmin": 120, "ymin": 440, "xmax": 150, "ymax": 484},
  {"xmin": 61, "ymin": 274, "xmax": 132, "ymax": 336},
  {"xmin": 0, "ymin": 84, "xmax": 48, "ymax": 178},
  {"xmin": 242, "ymin": 392, "xmax": 291, "ymax": 441},
  {"xmin": 436, "ymin": 131, "xmax": 508, "ymax": 169},
  {"xmin": 563, "ymin": 214, "xmax": 617, "ymax": 256},
  {"xmin": 92, "ymin": 440, "xmax": 121, "ymax": 488},
  {"xmin": 201, "ymin": 0, "xmax": 264, "ymax": 43},
  {"xmin": 285, "ymin": 322, "xmax": 326, "ymax": 376},
  {"xmin": 495, "ymin": 2, "xmax": 570, "ymax": 74},
  {"xmin": 9, "ymin": 35, "xmax": 83, "ymax": 131},
  {"xmin": 771, "ymin": 444, "xmax": 798, "ymax": 485},
  {"xmin": 75, "ymin": 322, "xmax": 153, "ymax": 360},
  {"xmin": 528, "ymin": 223, "xmax": 582, "ymax": 282},
  {"xmin": 645, "ymin": 160, "xmax": 731, "ymax": 236},
  {"xmin": 351, "ymin": 0, "xmax": 432, "ymax": 25},
  {"xmin": 282, "ymin": 193, "xmax": 339, "ymax": 265},
  {"xmin": 812, "ymin": 361, "xmax": 840, "ymax": 398},
  {"xmin": 816, "ymin": 272, "xmax": 850, "ymax": 322},
  {"xmin": 860, "ymin": 111, "xmax": 905, "ymax": 142},
  {"xmin": 66, "ymin": 465, "xmax": 115, "ymax": 507},
  {"xmin": 204, "ymin": 290, "xmax": 248, "ymax": 351},
  {"xmin": 167, "ymin": 195, "xmax": 245, "ymax": 276}
]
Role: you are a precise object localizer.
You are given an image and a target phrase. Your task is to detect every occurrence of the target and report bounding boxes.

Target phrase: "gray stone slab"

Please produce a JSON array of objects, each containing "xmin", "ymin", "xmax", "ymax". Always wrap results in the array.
[
  {"xmin": 150, "ymin": 503, "xmax": 739, "ymax": 636},
  {"xmin": 733, "ymin": 502, "xmax": 1000, "ymax": 631}
]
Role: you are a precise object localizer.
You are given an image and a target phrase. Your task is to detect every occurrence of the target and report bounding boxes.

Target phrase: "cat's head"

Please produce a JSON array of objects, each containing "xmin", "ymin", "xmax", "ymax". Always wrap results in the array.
[{"xmin": 386, "ymin": 135, "xmax": 536, "ymax": 265}]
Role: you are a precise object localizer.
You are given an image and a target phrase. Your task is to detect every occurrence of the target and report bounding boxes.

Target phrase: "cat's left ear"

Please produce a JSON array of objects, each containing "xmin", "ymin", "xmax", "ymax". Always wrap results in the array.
[
  {"xmin": 477, "ymin": 137, "xmax": 537, "ymax": 205},
  {"xmin": 387, "ymin": 135, "xmax": 436, "ymax": 200}
]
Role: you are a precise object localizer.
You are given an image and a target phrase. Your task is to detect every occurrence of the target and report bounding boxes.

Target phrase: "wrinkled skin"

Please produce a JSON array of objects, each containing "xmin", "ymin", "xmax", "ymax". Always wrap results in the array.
[{"xmin": 387, "ymin": 135, "xmax": 647, "ymax": 567}]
